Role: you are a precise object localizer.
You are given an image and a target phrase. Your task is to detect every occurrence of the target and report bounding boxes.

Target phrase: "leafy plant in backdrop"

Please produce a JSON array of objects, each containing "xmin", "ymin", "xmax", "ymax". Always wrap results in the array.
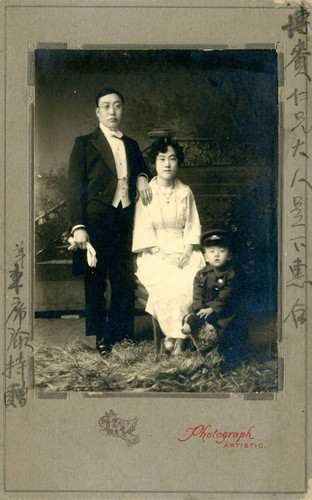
[{"xmin": 35, "ymin": 164, "xmax": 70, "ymax": 261}]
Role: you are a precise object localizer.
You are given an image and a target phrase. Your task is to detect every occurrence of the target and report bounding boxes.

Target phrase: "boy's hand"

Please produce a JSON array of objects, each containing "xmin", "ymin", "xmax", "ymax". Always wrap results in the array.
[{"xmin": 197, "ymin": 307, "xmax": 213, "ymax": 319}]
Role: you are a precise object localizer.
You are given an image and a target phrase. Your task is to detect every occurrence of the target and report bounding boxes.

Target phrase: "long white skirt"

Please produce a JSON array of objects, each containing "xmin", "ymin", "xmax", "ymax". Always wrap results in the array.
[{"xmin": 136, "ymin": 232, "xmax": 205, "ymax": 339}]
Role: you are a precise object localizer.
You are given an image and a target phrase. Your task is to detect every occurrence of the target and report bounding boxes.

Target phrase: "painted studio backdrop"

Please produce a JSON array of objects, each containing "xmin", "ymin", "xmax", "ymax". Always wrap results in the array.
[{"xmin": 34, "ymin": 50, "xmax": 278, "ymax": 386}]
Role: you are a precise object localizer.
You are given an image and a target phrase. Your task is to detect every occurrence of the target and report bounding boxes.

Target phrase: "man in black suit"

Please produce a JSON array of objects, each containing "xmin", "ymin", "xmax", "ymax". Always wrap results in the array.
[{"xmin": 67, "ymin": 88, "xmax": 152, "ymax": 354}]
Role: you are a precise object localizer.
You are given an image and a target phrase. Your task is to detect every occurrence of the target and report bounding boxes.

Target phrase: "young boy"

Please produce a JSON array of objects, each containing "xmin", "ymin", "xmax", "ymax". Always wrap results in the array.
[{"xmin": 181, "ymin": 229, "xmax": 249, "ymax": 370}]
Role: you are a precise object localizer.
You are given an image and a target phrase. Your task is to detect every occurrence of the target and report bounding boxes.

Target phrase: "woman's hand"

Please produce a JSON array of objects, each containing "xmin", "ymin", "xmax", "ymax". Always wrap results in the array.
[
  {"xmin": 178, "ymin": 253, "xmax": 191, "ymax": 269},
  {"xmin": 178, "ymin": 245, "xmax": 193, "ymax": 268},
  {"xmin": 136, "ymin": 176, "xmax": 152, "ymax": 206},
  {"xmin": 197, "ymin": 307, "xmax": 214, "ymax": 319},
  {"xmin": 164, "ymin": 253, "xmax": 183, "ymax": 267}
]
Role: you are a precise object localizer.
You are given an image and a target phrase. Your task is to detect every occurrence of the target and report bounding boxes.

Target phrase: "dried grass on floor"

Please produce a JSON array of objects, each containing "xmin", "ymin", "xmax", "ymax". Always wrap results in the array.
[{"xmin": 35, "ymin": 339, "xmax": 277, "ymax": 393}]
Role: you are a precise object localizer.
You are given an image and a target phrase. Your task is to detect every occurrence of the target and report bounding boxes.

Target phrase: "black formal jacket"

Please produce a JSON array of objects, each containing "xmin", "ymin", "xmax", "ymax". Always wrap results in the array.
[
  {"xmin": 192, "ymin": 262, "xmax": 238, "ymax": 330},
  {"xmin": 67, "ymin": 127, "xmax": 150, "ymax": 229}
]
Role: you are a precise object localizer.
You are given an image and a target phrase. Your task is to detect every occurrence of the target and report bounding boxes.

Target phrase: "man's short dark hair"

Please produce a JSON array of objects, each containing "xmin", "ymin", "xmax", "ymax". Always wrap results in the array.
[
  {"xmin": 149, "ymin": 137, "xmax": 185, "ymax": 166},
  {"xmin": 95, "ymin": 88, "xmax": 125, "ymax": 107}
]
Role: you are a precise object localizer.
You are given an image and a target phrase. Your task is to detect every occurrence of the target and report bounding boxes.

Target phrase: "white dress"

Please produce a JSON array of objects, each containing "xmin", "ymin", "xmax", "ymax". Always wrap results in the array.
[{"xmin": 132, "ymin": 177, "xmax": 205, "ymax": 339}]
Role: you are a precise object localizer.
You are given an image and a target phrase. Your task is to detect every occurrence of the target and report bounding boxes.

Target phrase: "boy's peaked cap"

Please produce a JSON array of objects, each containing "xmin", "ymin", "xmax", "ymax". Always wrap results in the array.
[{"xmin": 201, "ymin": 229, "xmax": 232, "ymax": 248}]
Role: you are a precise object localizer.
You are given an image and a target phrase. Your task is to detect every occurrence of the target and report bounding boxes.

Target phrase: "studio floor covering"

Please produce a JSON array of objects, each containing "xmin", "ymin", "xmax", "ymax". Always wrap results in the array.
[{"xmin": 34, "ymin": 312, "xmax": 278, "ymax": 393}]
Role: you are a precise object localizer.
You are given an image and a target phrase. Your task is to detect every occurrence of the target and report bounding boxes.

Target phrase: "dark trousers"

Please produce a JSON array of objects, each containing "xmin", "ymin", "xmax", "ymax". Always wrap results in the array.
[{"xmin": 83, "ymin": 204, "xmax": 135, "ymax": 344}]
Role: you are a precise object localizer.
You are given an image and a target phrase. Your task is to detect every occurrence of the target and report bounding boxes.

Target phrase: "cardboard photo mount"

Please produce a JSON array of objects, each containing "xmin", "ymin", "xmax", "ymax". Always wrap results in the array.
[{"xmin": 1, "ymin": 1, "xmax": 311, "ymax": 498}]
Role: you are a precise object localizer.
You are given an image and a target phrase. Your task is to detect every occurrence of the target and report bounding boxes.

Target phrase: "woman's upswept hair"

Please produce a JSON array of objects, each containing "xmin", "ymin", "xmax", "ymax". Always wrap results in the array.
[{"xmin": 148, "ymin": 137, "xmax": 184, "ymax": 166}]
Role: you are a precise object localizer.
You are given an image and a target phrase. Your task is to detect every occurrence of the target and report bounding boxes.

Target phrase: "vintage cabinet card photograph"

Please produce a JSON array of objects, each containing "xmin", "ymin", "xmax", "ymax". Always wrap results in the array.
[{"xmin": 0, "ymin": 1, "xmax": 311, "ymax": 498}]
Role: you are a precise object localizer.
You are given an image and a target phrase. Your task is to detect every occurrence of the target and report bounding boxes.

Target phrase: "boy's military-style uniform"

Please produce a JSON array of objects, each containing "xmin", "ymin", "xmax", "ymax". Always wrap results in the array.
[
  {"xmin": 183, "ymin": 230, "xmax": 249, "ymax": 369},
  {"xmin": 193, "ymin": 262, "xmax": 237, "ymax": 331}
]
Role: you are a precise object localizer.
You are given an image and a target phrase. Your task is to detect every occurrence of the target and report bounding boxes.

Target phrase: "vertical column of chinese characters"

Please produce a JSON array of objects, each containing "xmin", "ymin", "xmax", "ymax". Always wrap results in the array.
[
  {"xmin": 3, "ymin": 242, "xmax": 33, "ymax": 408},
  {"xmin": 282, "ymin": 7, "xmax": 311, "ymax": 332}
]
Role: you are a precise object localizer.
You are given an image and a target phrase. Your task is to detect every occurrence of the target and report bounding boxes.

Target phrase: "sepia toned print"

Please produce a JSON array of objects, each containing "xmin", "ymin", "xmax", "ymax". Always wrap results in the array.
[
  {"xmin": 34, "ymin": 49, "xmax": 278, "ymax": 393},
  {"xmin": 1, "ymin": 1, "xmax": 311, "ymax": 498}
]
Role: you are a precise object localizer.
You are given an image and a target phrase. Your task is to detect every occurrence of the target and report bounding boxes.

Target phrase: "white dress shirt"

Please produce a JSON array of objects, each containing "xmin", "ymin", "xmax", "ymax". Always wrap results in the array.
[
  {"xmin": 100, "ymin": 123, "xmax": 131, "ymax": 208},
  {"xmin": 71, "ymin": 125, "xmax": 148, "ymax": 235}
]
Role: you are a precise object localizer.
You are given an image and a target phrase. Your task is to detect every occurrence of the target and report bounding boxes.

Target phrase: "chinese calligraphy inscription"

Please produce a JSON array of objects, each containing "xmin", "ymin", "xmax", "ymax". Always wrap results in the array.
[
  {"xmin": 283, "ymin": 7, "xmax": 311, "ymax": 330},
  {"xmin": 4, "ymin": 242, "xmax": 33, "ymax": 408}
]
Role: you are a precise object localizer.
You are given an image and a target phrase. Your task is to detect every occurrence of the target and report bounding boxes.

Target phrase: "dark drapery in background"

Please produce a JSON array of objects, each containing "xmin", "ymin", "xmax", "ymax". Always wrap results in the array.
[{"xmin": 35, "ymin": 49, "xmax": 278, "ymax": 313}]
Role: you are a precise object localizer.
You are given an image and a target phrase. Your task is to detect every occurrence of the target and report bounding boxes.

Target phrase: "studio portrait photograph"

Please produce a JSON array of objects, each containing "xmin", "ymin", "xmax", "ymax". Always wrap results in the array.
[
  {"xmin": 34, "ymin": 49, "xmax": 278, "ymax": 394},
  {"xmin": 1, "ymin": 1, "xmax": 311, "ymax": 497}
]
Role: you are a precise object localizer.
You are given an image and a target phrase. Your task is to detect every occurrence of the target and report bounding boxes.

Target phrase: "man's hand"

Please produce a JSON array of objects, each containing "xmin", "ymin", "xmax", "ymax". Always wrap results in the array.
[
  {"xmin": 197, "ymin": 307, "xmax": 213, "ymax": 319},
  {"xmin": 72, "ymin": 228, "xmax": 89, "ymax": 249},
  {"xmin": 137, "ymin": 176, "xmax": 152, "ymax": 206}
]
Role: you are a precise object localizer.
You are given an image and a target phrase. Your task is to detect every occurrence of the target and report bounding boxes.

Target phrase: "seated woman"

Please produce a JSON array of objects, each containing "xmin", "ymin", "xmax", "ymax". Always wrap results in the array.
[{"xmin": 132, "ymin": 137, "xmax": 205, "ymax": 355}]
